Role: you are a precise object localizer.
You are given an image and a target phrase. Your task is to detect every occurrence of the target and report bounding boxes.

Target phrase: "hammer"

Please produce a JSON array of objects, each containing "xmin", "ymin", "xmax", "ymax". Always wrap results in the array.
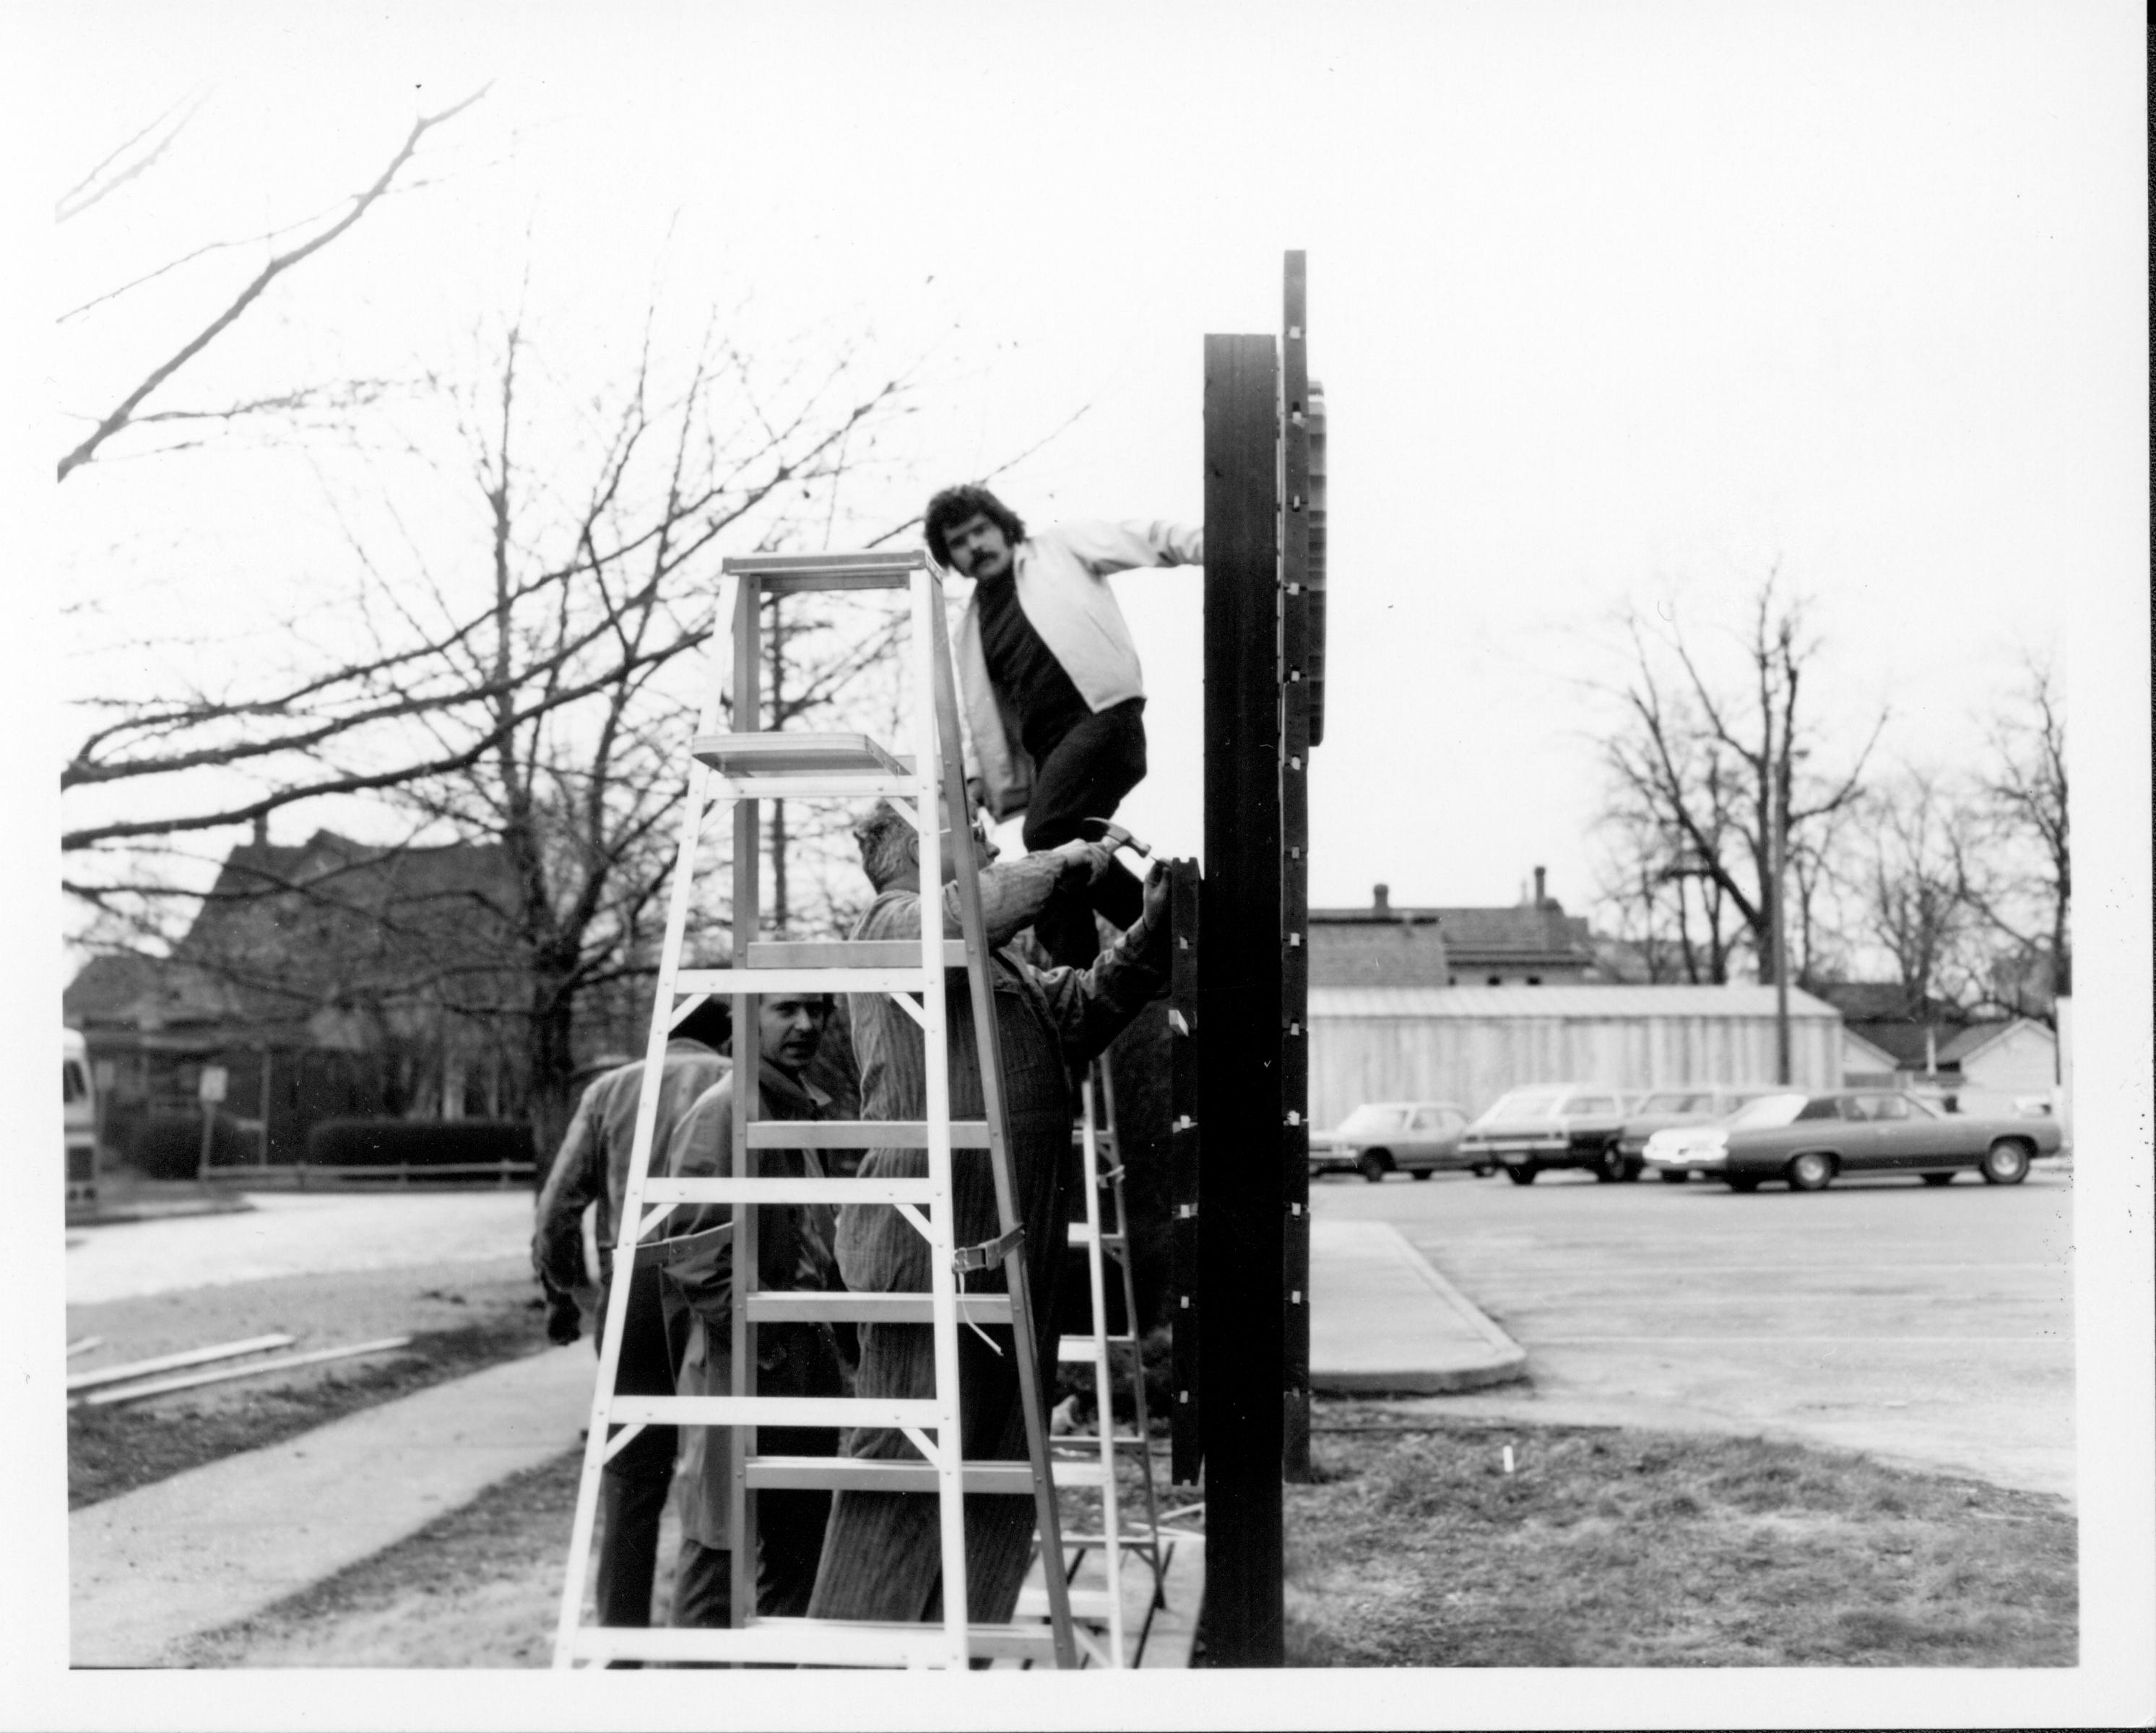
[{"xmin": 1076, "ymin": 817, "xmax": 1154, "ymax": 866}]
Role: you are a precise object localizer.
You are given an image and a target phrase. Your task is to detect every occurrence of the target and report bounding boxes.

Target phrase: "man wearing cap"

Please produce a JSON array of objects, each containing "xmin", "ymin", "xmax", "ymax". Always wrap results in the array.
[
  {"xmin": 532, "ymin": 999, "xmax": 731, "ymax": 1638},
  {"xmin": 804, "ymin": 800, "xmax": 1167, "ymax": 1630}
]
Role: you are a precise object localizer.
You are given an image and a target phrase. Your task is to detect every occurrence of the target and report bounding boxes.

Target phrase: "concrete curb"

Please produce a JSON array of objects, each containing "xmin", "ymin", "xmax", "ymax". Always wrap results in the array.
[{"xmin": 1309, "ymin": 1220, "xmax": 1528, "ymax": 1395}]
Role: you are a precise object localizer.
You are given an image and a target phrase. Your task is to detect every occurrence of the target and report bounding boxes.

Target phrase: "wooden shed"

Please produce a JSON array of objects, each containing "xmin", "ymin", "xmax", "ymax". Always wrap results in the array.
[{"xmin": 1307, "ymin": 983, "xmax": 1843, "ymax": 1128}]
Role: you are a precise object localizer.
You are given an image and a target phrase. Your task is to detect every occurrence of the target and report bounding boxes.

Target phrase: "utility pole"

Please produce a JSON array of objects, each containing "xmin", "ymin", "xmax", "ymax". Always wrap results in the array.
[{"xmin": 1766, "ymin": 711, "xmax": 1791, "ymax": 1085}]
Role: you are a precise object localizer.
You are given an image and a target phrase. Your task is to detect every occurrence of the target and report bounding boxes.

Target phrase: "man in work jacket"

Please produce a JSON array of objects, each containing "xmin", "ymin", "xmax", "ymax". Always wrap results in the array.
[
  {"xmin": 658, "ymin": 990, "xmax": 845, "ymax": 1628},
  {"xmin": 532, "ymin": 998, "xmax": 730, "ymax": 1636},
  {"xmin": 926, "ymin": 483, "xmax": 1202, "ymax": 969},
  {"xmin": 805, "ymin": 801, "xmax": 1166, "ymax": 1631}
]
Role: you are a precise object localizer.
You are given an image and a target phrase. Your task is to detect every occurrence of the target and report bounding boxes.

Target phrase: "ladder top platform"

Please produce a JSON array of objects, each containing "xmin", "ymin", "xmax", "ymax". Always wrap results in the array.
[
  {"xmin": 722, "ymin": 550, "xmax": 930, "ymax": 591},
  {"xmin": 692, "ymin": 731, "xmax": 909, "ymax": 776},
  {"xmin": 722, "ymin": 550, "xmax": 928, "ymax": 575}
]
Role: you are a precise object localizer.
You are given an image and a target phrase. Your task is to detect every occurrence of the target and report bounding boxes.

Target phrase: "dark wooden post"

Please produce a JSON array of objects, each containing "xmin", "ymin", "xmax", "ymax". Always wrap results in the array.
[
  {"xmin": 1279, "ymin": 252, "xmax": 1314, "ymax": 1483},
  {"xmin": 1198, "ymin": 331, "xmax": 1285, "ymax": 1666}
]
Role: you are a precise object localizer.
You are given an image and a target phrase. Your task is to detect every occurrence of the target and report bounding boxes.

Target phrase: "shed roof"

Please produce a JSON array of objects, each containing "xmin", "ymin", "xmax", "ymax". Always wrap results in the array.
[
  {"xmin": 1308, "ymin": 984, "xmax": 1840, "ymax": 1020},
  {"xmin": 1936, "ymin": 1018, "xmax": 2054, "ymax": 1065}
]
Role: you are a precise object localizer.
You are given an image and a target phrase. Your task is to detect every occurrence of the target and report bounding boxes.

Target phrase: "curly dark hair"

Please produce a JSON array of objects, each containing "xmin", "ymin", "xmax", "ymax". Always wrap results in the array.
[{"xmin": 923, "ymin": 485, "xmax": 1026, "ymax": 569}]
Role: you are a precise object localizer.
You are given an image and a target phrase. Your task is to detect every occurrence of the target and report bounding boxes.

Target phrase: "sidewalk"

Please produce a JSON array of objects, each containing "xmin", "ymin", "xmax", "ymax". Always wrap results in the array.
[
  {"xmin": 70, "ymin": 1343, "xmax": 593, "ymax": 1667},
  {"xmin": 1308, "ymin": 1217, "xmax": 1526, "ymax": 1393}
]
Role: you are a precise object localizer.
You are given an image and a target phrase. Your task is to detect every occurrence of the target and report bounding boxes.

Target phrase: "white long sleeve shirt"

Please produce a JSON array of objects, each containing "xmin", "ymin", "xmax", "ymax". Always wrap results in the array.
[{"xmin": 951, "ymin": 518, "xmax": 1203, "ymax": 820}]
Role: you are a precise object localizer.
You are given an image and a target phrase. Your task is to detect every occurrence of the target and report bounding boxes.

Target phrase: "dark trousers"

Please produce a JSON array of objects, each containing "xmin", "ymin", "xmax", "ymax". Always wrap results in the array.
[
  {"xmin": 670, "ymin": 1431, "xmax": 836, "ymax": 1627},
  {"xmin": 594, "ymin": 1262, "xmax": 685, "ymax": 1628},
  {"xmin": 1021, "ymin": 697, "xmax": 1148, "ymax": 968}
]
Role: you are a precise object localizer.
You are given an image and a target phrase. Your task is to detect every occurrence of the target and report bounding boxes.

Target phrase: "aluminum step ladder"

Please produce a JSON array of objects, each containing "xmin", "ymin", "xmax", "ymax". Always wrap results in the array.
[
  {"xmin": 1018, "ymin": 1057, "xmax": 1172, "ymax": 1664},
  {"xmin": 552, "ymin": 547, "xmax": 1078, "ymax": 1669}
]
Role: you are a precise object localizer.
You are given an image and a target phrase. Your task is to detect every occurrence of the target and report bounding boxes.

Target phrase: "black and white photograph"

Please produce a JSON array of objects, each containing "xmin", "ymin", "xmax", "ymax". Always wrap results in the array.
[{"xmin": 10, "ymin": 2, "xmax": 2149, "ymax": 1727}]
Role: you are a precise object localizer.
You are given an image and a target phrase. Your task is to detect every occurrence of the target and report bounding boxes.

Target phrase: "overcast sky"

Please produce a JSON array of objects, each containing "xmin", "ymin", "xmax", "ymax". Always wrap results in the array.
[{"xmin": 33, "ymin": 0, "xmax": 2141, "ymax": 926}]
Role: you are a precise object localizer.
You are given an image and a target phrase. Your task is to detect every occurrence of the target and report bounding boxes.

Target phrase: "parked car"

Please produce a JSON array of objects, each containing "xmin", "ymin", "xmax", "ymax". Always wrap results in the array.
[
  {"xmin": 1458, "ymin": 1085, "xmax": 1638, "ymax": 1184},
  {"xmin": 64, "ymin": 1027, "xmax": 98, "ymax": 1202},
  {"xmin": 1642, "ymin": 1087, "xmax": 2064, "ymax": 1192},
  {"xmin": 1617, "ymin": 1084, "xmax": 1783, "ymax": 1182},
  {"xmin": 1309, "ymin": 1101, "xmax": 1476, "ymax": 1182}
]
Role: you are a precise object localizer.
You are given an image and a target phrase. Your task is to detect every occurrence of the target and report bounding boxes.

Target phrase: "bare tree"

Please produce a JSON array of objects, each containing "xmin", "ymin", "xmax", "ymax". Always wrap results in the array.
[
  {"xmin": 1595, "ymin": 573, "xmax": 1882, "ymax": 984},
  {"xmin": 56, "ymin": 84, "xmax": 487, "ymax": 482},
  {"xmin": 1848, "ymin": 769, "xmax": 1986, "ymax": 1016},
  {"xmin": 1955, "ymin": 658, "xmax": 2070, "ymax": 1019}
]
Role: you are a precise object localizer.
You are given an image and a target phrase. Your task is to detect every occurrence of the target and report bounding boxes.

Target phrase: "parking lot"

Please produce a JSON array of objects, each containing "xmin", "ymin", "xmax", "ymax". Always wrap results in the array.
[{"xmin": 1311, "ymin": 1164, "xmax": 2076, "ymax": 1500}]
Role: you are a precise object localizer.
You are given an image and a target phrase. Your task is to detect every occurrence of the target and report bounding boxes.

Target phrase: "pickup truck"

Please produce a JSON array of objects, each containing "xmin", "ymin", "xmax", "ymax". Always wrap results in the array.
[{"xmin": 1457, "ymin": 1084, "xmax": 1638, "ymax": 1184}]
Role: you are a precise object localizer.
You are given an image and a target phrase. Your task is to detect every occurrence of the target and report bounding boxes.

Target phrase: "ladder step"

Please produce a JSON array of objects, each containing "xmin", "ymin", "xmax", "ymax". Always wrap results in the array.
[
  {"xmin": 605, "ymin": 1394, "xmax": 940, "ymax": 1428},
  {"xmin": 1065, "ymin": 1222, "xmax": 1125, "ymax": 1248},
  {"xmin": 743, "ymin": 1120, "xmax": 992, "ymax": 1150},
  {"xmin": 748, "ymin": 1454, "xmax": 1058, "ymax": 1495},
  {"xmin": 747, "ymin": 1290, "xmax": 1013, "ymax": 1326},
  {"xmin": 691, "ymin": 731, "xmax": 909, "ymax": 776},
  {"xmin": 748, "ymin": 939, "xmax": 971, "ymax": 970},
  {"xmin": 707, "ymin": 773, "xmax": 921, "ymax": 800},
  {"xmin": 674, "ymin": 966, "xmax": 937, "ymax": 995},
  {"xmin": 1057, "ymin": 1533, "xmax": 1165, "ymax": 1553},
  {"xmin": 741, "ymin": 1455, "xmax": 1111, "ymax": 1495},
  {"xmin": 568, "ymin": 1617, "xmax": 1055, "ymax": 1668},
  {"xmin": 641, "ymin": 1176, "xmax": 941, "ymax": 1207},
  {"xmin": 1057, "ymin": 1334, "xmax": 1139, "ymax": 1361},
  {"xmin": 1060, "ymin": 1432, "xmax": 1152, "ymax": 1448}
]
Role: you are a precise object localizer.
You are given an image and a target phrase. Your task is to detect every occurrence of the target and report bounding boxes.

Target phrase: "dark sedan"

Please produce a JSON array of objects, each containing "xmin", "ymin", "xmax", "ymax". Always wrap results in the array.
[{"xmin": 1643, "ymin": 1088, "xmax": 2064, "ymax": 1192}]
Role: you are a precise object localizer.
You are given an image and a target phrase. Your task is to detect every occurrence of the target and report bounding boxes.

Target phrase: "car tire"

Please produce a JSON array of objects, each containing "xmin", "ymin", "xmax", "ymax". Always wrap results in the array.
[
  {"xmin": 1657, "ymin": 1169, "xmax": 1689, "ymax": 1183},
  {"xmin": 1979, "ymin": 1139, "xmax": 2032, "ymax": 1186},
  {"xmin": 1786, "ymin": 1151, "xmax": 1835, "ymax": 1192},
  {"xmin": 1593, "ymin": 1145, "xmax": 1628, "ymax": 1183},
  {"xmin": 1921, "ymin": 1171, "xmax": 1955, "ymax": 1187},
  {"xmin": 1409, "ymin": 1168, "xmax": 1432, "ymax": 1181},
  {"xmin": 1358, "ymin": 1150, "xmax": 1392, "ymax": 1184},
  {"xmin": 1726, "ymin": 1176, "xmax": 1762, "ymax": 1192},
  {"xmin": 1473, "ymin": 1165, "xmax": 1497, "ymax": 1179},
  {"xmin": 1505, "ymin": 1163, "xmax": 1538, "ymax": 1186}
]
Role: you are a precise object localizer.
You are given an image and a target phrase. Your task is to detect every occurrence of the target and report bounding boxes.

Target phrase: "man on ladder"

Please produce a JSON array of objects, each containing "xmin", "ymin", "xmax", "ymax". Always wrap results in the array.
[
  {"xmin": 927, "ymin": 485, "xmax": 1201, "ymax": 968},
  {"xmin": 806, "ymin": 799, "xmax": 1169, "ymax": 1630}
]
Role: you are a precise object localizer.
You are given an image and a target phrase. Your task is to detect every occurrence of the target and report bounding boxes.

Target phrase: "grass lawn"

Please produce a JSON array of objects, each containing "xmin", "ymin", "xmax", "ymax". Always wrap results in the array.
[
  {"xmin": 160, "ymin": 1407, "xmax": 2070, "ymax": 1670},
  {"xmin": 1283, "ymin": 1407, "xmax": 2076, "ymax": 1667}
]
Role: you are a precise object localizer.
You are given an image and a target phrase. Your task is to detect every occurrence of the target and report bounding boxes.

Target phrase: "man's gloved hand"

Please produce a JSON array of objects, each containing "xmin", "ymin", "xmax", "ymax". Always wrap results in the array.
[
  {"xmin": 1140, "ymin": 859, "xmax": 1170, "ymax": 930},
  {"xmin": 542, "ymin": 1283, "xmax": 583, "ymax": 1346}
]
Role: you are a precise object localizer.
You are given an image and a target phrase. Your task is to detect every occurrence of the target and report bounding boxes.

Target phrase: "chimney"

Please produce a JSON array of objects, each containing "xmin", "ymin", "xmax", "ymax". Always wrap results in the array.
[
  {"xmin": 1372, "ymin": 883, "xmax": 1390, "ymax": 916},
  {"xmin": 1533, "ymin": 866, "xmax": 1547, "ymax": 907}
]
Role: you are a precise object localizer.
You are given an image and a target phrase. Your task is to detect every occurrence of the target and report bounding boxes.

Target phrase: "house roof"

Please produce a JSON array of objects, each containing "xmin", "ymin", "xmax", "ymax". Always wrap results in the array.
[
  {"xmin": 1309, "ymin": 984, "xmax": 1840, "ymax": 1020},
  {"xmin": 1808, "ymin": 981, "xmax": 1964, "ymax": 1024},
  {"xmin": 1840, "ymin": 1025, "xmax": 1902, "ymax": 1071},
  {"xmin": 76, "ymin": 831, "xmax": 524, "ymax": 1038},
  {"xmin": 1840, "ymin": 1021, "xmax": 1961, "ymax": 1069},
  {"xmin": 1309, "ymin": 900, "xmax": 1596, "ymax": 970},
  {"xmin": 1936, "ymin": 1019, "xmax": 2054, "ymax": 1066},
  {"xmin": 1308, "ymin": 922, "xmax": 1451, "ymax": 988}
]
